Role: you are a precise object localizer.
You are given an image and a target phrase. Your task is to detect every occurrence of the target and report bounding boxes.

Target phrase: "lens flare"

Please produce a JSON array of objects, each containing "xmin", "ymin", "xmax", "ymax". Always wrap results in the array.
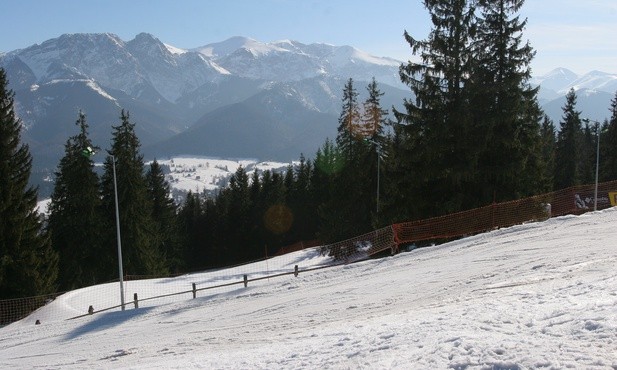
[{"xmin": 263, "ymin": 204, "xmax": 294, "ymax": 234}]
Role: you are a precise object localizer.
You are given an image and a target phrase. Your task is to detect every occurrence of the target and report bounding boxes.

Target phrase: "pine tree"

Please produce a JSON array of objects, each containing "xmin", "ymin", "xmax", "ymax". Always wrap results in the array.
[
  {"xmin": 256, "ymin": 169, "xmax": 289, "ymax": 256},
  {"xmin": 318, "ymin": 78, "xmax": 381, "ymax": 243},
  {"xmin": 312, "ymin": 140, "xmax": 346, "ymax": 242},
  {"xmin": 47, "ymin": 111, "xmax": 103, "ymax": 290},
  {"xmin": 472, "ymin": 0, "xmax": 544, "ymax": 203},
  {"xmin": 600, "ymin": 92, "xmax": 617, "ymax": 181},
  {"xmin": 554, "ymin": 89, "xmax": 583, "ymax": 190},
  {"xmin": 579, "ymin": 121, "xmax": 598, "ymax": 185},
  {"xmin": 224, "ymin": 166, "xmax": 254, "ymax": 262},
  {"xmin": 361, "ymin": 78, "xmax": 388, "ymax": 141},
  {"xmin": 361, "ymin": 78, "xmax": 389, "ymax": 225},
  {"xmin": 0, "ymin": 68, "xmax": 58, "ymax": 298},
  {"xmin": 336, "ymin": 78, "xmax": 363, "ymax": 162},
  {"xmin": 146, "ymin": 160, "xmax": 182, "ymax": 273},
  {"xmin": 539, "ymin": 115, "xmax": 556, "ymax": 191},
  {"xmin": 100, "ymin": 110, "xmax": 167, "ymax": 279},
  {"xmin": 379, "ymin": 122, "xmax": 419, "ymax": 223},
  {"xmin": 396, "ymin": 0, "xmax": 477, "ymax": 216},
  {"xmin": 287, "ymin": 155, "xmax": 318, "ymax": 243},
  {"xmin": 176, "ymin": 191, "xmax": 205, "ymax": 270}
]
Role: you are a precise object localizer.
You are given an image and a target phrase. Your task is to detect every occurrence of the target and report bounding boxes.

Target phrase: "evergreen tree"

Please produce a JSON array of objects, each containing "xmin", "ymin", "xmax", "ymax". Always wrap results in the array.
[
  {"xmin": 312, "ymin": 140, "xmax": 346, "ymax": 242},
  {"xmin": 336, "ymin": 78, "xmax": 363, "ymax": 162},
  {"xmin": 600, "ymin": 92, "xmax": 617, "ymax": 181},
  {"xmin": 473, "ymin": 0, "xmax": 544, "ymax": 203},
  {"xmin": 223, "ymin": 166, "xmax": 253, "ymax": 262},
  {"xmin": 379, "ymin": 122, "xmax": 418, "ymax": 223},
  {"xmin": 256, "ymin": 169, "xmax": 289, "ymax": 256},
  {"xmin": 579, "ymin": 121, "xmax": 598, "ymax": 185},
  {"xmin": 47, "ymin": 111, "xmax": 103, "ymax": 290},
  {"xmin": 539, "ymin": 115, "xmax": 556, "ymax": 191},
  {"xmin": 361, "ymin": 78, "xmax": 389, "ymax": 225},
  {"xmin": 0, "ymin": 68, "xmax": 58, "ymax": 298},
  {"xmin": 176, "ymin": 191, "xmax": 206, "ymax": 270},
  {"xmin": 396, "ymin": 0, "xmax": 478, "ymax": 217},
  {"xmin": 319, "ymin": 78, "xmax": 382, "ymax": 243},
  {"xmin": 361, "ymin": 77, "xmax": 388, "ymax": 141},
  {"xmin": 554, "ymin": 89, "xmax": 583, "ymax": 189},
  {"xmin": 287, "ymin": 155, "xmax": 318, "ymax": 244},
  {"xmin": 100, "ymin": 110, "xmax": 167, "ymax": 279},
  {"xmin": 146, "ymin": 160, "xmax": 182, "ymax": 273}
]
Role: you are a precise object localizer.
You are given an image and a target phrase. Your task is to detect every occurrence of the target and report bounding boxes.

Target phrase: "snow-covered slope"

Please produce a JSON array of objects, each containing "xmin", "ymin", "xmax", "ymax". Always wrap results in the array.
[{"xmin": 2, "ymin": 208, "xmax": 616, "ymax": 369}]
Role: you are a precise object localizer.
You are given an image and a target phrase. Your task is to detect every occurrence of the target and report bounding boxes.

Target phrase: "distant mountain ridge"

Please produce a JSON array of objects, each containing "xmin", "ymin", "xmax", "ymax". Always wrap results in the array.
[
  {"xmin": 530, "ymin": 68, "xmax": 617, "ymax": 125},
  {"xmin": 0, "ymin": 32, "xmax": 405, "ymax": 172},
  {"xmin": 532, "ymin": 67, "xmax": 617, "ymax": 98},
  {"xmin": 1, "ymin": 32, "xmax": 616, "ymax": 178}
]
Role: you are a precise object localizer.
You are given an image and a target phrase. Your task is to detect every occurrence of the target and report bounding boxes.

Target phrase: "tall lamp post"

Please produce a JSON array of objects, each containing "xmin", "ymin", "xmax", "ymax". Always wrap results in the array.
[
  {"xmin": 111, "ymin": 154, "xmax": 126, "ymax": 310},
  {"xmin": 583, "ymin": 118, "xmax": 601, "ymax": 211},
  {"xmin": 364, "ymin": 139, "xmax": 384, "ymax": 214},
  {"xmin": 82, "ymin": 147, "xmax": 125, "ymax": 310}
]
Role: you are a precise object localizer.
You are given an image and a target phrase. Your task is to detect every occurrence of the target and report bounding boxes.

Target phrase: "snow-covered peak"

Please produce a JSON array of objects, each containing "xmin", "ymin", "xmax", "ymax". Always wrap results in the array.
[
  {"xmin": 559, "ymin": 70, "xmax": 617, "ymax": 95},
  {"xmin": 531, "ymin": 67, "xmax": 579, "ymax": 92},
  {"xmin": 192, "ymin": 36, "xmax": 261, "ymax": 58},
  {"xmin": 544, "ymin": 67, "xmax": 578, "ymax": 79},
  {"xmin": 193, "ymin": 36, "xmax": 294, "ymax": 60},
  {"xmin": 164, "ymin": 43, "xmax": 187, "ymax": 55},
  {"xmin": 331, "ymin": 45, "xmax": 400, "ymax": 67}
]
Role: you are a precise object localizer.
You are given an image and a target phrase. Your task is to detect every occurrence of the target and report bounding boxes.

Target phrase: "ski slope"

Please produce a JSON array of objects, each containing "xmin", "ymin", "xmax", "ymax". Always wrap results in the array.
[{"xmin": 1, "ymin": 209, "xmax": 616, "ymax": 369}]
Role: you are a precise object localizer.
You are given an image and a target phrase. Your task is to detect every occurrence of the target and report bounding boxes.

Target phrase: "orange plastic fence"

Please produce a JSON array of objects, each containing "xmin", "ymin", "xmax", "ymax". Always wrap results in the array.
[{"xmin": 391, "ymin": 180, "xmax": 617, "ymax": 247}]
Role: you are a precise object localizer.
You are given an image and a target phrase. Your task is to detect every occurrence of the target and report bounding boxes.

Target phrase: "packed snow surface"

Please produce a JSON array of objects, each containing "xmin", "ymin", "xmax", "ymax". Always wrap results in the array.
[{"xmin": 2, "ymin": 209, "xmax": 617, "ymax": 369}]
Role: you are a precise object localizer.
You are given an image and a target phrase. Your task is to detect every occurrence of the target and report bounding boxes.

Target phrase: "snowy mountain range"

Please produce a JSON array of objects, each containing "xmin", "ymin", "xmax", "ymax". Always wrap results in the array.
[
  {"xmin": 0, "ymin": 32, "xmax": 406, "ymax": 173},
  {"xmin": 1, "ymin": 33, "xmax": 616, "ymax": 177}
]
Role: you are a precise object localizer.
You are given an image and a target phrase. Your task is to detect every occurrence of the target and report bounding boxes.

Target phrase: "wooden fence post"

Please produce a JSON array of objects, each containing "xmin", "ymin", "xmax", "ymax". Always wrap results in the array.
[
  {"xmin": 192, "ymin": 283, "xmax": 197, "ymax": 299},
  {"xmin": 133, "ymin": 293, "xmax": 138, "ymax": 309},
  {"xmin": 244, "ymin": 274, "xmax": 248, "ymax": 288}
]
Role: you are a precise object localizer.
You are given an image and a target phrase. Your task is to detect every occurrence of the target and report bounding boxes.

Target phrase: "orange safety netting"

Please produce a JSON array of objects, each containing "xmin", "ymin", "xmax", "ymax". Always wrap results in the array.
[{"xmin": 392, "ymin": 180, "xmax": 617, "ymax": 247}]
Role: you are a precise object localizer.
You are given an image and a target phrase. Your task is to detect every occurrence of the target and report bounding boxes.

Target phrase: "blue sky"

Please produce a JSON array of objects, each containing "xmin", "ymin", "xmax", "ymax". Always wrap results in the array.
[{"xmin": 1, "ymin": 0, "xmax": 615, "ymax": 76}]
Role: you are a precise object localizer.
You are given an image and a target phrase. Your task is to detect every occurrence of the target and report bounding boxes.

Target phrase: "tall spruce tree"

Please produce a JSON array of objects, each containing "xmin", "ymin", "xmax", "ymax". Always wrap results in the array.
[
  {"xmin": 312, "ymin": 139, "xmax": 348, "ymax": 243},
  {"xmin": 579, "ymin": 121, "xmax": 599, "ymax": 185},
  {"xmin": 361, "ymin": 78, "xmax": 389, "ymax": 225},
  {"xmin": 100, "ymin": 110, "xmax": 167, "ymax": 279},
  {"xmin": 146, "ymin": 160, "xmax": 182, "ymax": 273},
  {"xmin": 318, "ymin": 78, "xmax": 377, "ymax": 242},
  {"xmin": 396, "ymin": 0, "xmax": 477, "ymax": 216},
  {"xmin": 176, "ymin": 191, "xmax": 206, "ymax": 270},
  {"xmin": 473, "ymin": 0, "xmax": 544, "ymax": 203},
  {"xmin": 600, "ymin": 92, "xmax": 617, "ymax": 181},
  {"xmin": 47, "ymin": 111, "xmax": 103, "ymax": 290},
  {"xmin": 0, "ymin": 68, "xmax": 58, "ymax": 298},
  {"xmin": 286, "ymin": 155, "xmax": 317, "ymax": 244},
  {"xmin": 539, "ymin": 115, "xmax": 556, "ymax": 191},
  {"xmin": 224, "ymin": 166, "xmax": 253, "ymax": 262},
  {"xmin": 255, "ymin": 169, "xmax": 288, "ymax": 256},
  {"xmin": 361, "ymin": 78, "xmax": 388, "ymax": 141},
  {"xmin": 554, "ymin": 89, "xmax": 583, "ymax": 190},
  {"xmin": 336, "ymin": 78, "xmax": 363, "ymax": 162}
]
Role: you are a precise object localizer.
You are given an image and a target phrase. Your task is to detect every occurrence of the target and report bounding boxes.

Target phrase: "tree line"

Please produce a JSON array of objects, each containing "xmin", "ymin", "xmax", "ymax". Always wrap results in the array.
[{"xmin": 2, "ymin": 0, "xmax": 617, "ymax": 298}]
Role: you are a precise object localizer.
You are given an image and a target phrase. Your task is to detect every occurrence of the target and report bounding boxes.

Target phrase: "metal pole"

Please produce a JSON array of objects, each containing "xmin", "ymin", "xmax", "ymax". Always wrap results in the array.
[
  {"xmin": 112, "ymin": 155, "xmax": 125, "ymax": 310},
  {"xmin": 594, "ymin": 122, "xmax": 600, "ymax": 211},
  {"xmin": 376, "ymin": 150, "xmax": 380, "ymax": 214}
]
